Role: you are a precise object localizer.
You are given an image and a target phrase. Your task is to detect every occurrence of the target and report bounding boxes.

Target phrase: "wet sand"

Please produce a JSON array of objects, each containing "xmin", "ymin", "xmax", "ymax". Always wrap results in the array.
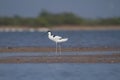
[
  {"xmin": 0, "ymin": 54, "xmax": 120, "ymax": 63},
  {"xmin": 0, "ymin": 47, "xmax": 120, "ymax": 63},
  {"xmin": 0, "ymin": 47, "xmax": 120, "ymax": 52}
]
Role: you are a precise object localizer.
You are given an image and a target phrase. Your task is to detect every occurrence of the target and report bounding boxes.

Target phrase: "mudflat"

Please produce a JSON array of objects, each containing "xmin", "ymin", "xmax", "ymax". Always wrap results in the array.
[
  {"xmin": 0, "ymin": 54, "xmax": 120, "ymax": 63},
  {"xmin": 0, "ymin": 47, "xmax": 120, "ymax": 52},
  {"xmin": 0, "ymin": 47, "xmax": 120, "ymax": 63}
]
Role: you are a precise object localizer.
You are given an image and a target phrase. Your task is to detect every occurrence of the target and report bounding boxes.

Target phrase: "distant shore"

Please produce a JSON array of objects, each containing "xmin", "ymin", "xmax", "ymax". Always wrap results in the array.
[
  {"xmin": 50, "ymin": 25, "xmax": 120, "ymax": 31},
  {"xmin": 0, "ymin": 26, "xmax": 120, "ymax": 32}
]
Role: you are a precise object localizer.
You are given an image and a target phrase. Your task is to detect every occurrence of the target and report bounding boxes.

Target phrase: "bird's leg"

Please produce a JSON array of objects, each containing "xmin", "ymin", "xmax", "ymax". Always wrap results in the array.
[
  {"xmin": 59, "ymin": 43, "xmax": 61, "ymax": 55},
  {"xmin": 56, "ymin": 42, "xmax": 57, "ymax": 55}
]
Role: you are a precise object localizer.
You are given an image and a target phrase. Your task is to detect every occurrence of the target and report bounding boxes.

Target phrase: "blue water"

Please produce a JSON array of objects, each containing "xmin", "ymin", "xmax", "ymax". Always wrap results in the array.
[
  {"xmin": 0, "ymin": 51, "xmax": 120, "ymax": 58},
  {"xmin": 0, "ymin": 30, "xmax": 120, "ymax": 47},
  {"xmin": 0, "ymin": 31, "xmax": 120, "ymax": 80},
  {"xmin": 0, "ymin": 63, "xmax": 120, "ymax": 80}
]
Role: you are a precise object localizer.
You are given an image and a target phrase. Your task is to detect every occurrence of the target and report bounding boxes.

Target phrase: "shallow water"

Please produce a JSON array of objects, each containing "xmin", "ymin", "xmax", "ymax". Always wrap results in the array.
[
  {"xmin": 0, "ymin": 63, "xmax": 120, "ymax": 80},
  {"xmin": 0, "ymin": 30, "xmax": 120, "ymax": 47},
  {"xmin": 0, "ymin": 51, "xmax": 120, "ymax": 58}
]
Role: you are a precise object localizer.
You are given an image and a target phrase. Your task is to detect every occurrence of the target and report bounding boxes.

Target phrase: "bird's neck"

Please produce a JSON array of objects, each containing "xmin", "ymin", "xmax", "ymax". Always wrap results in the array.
[
  {"xmin": 48, "ymin": 33, "xmax": 52, "ymax": 38},
  {"xmin": 48, "ymin": 32, "xmax": 52, "ymax": 36}
]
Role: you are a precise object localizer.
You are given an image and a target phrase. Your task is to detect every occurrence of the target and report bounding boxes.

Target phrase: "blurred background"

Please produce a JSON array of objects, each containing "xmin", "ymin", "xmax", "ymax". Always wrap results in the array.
[{"xmin": 0, "ymin": 0, "xmax": 120, "ymax": 28}]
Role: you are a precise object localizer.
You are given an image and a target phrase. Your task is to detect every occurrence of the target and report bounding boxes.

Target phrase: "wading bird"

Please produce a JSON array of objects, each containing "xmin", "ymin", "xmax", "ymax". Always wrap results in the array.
[{"xmin": 48, "ymin": 31, "xmax": 68, "ymax": 55}]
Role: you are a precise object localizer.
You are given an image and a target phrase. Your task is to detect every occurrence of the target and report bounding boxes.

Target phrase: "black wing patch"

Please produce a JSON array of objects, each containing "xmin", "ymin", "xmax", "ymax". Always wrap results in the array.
[{"xmin": 53, "ymin": 35, "xmax": 56, "ymax": 37}]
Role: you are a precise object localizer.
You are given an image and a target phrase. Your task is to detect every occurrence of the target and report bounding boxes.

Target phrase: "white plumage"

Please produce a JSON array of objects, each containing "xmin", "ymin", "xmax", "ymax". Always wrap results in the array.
[
  {"xmin": 48, "ymin": 31, "xmax": 68, "ymax": 55},
  {"xmin": 48, "ymin": 31, "xmax": 68, "ymax": 43}
]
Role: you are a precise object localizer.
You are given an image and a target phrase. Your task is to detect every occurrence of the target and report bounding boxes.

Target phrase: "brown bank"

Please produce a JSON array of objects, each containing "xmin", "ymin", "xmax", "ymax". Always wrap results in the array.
[
  {"xmin": 0, "ymin": 54, "xmax": 120, "ymax": 63},
  {"xmin": 0, "ymin": 47, "xmax": 120, "ymax": 63}
]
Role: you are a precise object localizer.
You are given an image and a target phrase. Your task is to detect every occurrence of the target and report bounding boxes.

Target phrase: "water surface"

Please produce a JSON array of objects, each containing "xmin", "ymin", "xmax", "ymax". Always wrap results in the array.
[
  {"xmin": 0, "ymin": 63, "xmax": 120, "ymax": 80},
  {"xmin": 0, "ymin": 51, "xmax": 120, "ymax": 58},
  {"xmin": 0, "ymin": 30, "xmax": 120, "ymax": 48}
]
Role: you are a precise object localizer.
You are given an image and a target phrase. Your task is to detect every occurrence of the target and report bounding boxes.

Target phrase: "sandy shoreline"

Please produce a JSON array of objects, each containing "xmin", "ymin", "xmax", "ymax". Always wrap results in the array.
[
  {"xmin": 0, "ymin": 54, "xmax": 120, "ymax": 63},
  {"xmin": 51, "ymin": 26, "xmax": 120, "ymax": 31},
  {"xmin": 0, "ymin": 47, "xmax": 120, "ymax": 63},
  {"xmin": 0, "ymin": 47, "xmax": 120, "ymax": 52},
  {"xmin": 0, "ymin": 26, "xmax": 120, "ymax": 32}
]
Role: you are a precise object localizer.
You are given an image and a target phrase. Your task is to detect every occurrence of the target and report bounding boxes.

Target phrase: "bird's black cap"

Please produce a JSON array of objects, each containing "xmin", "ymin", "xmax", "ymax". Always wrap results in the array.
[{"xmin": 47, "ymin": 30, "xmax": 50, "ymax": 32}]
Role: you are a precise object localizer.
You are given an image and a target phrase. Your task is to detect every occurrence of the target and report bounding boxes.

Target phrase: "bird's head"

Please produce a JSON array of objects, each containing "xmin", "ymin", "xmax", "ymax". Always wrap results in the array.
[{"xmin": 47, "ymin": 31, "xmax": 52, "ymax": 35}]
